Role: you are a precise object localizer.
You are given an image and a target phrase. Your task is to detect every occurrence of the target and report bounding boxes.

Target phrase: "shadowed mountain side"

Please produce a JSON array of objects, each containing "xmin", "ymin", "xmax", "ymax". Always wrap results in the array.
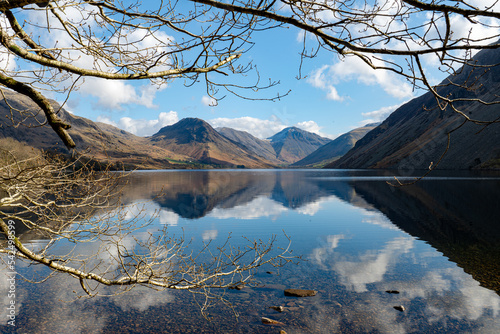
[
  {"xmin": 0, "ymin": 89, "xmax": 187, "ymax": 169},
  {"xmin": 217, "ymin": 127, "xmax": 285, "ymax": 165},
  {"xmin": 292, "ymin": 123, "xmax": 378, "ymax": 168},
  {"xmin": 330, "ymin": 47, "xmax": 500, "ymax": 170},
  {"xmin": 149, "ymin": 118, "xmax": 275, "ymax": 168},
  {"xmin": 267, "ymin": 127, "xmax": 332, "ymax": 164},
  {"xmin": 350, "ymin": 179, "xmax": 500, "ymax": 295}
]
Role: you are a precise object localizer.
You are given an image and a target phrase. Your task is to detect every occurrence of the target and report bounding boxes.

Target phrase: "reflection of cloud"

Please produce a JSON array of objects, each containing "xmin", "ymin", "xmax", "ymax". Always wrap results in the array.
[
  {"xmin": 297, "ymin": 195, "xmax": 338, "ymax": 216},
  {"xmin": 334, "ymin": 237, "xmax": 414, "ymax": 292},
  {"xmin": 310, "ymin": 234, "xmax": 347, "ymax": 269},
  {"xmin": 202, "ymin": 229, "xmax": 218, "ymax": 241},
  {"xmin": 159, "ymin": 209, "xmax": 179, "ymax": 226},
  {"xmin": 110, "ymin": 285, "xmax": 175, "ymax": 312},
  {"xmin": 209, "ymin": 196, "xmax": 288, "ymax": 220},
  {"xmin": 312, "ymin": 236, "xmax": 414, "ymax": 292},
  {"xmin": 361, "ymin": 211, "xmax": 400, "ymax": 231}
]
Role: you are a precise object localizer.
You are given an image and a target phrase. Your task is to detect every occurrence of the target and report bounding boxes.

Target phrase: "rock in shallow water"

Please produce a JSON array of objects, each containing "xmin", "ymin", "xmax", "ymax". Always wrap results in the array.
[
  {"xmin": 284, "ymin": 288, "xmax": 317, "ymax": 297},
  {"xmin": 269, "ymin": 305, "xmax": 285, "ymax": 312},
  {"xmin": 261, "ymin": 317, "xmax": 285, "ymax": 326}
]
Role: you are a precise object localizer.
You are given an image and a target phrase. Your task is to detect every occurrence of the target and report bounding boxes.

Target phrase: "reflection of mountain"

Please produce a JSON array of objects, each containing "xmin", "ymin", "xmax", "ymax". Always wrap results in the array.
[
  {"xmin": 350, "ymin": 179, "xmax": 500, "ymax": 295},
  {"xmin": 124, "ymin": 171, "xmax": 277, "ymax": 219},
  {"xmin": 123, "ymin": 171, "xmax": 348, "ymax": 218}
]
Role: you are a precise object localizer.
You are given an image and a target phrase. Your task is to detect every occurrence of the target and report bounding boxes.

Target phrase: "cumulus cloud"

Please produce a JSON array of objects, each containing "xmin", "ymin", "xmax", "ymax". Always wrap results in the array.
[
  {"xmin": 360, "ymin": 103, "xmax": 405, "ymax": 125},
  {"xmin": 97, "ymin": 111, "xmax": 179, "ymax": 136},
  {"xmin": 27, "ymin": 6, "xmax": 173, "ymax": 111},
  {"xmin": 209, "ymin": 116, "xmax": 335, "ymax": 139},
  {"xmin": 209, "ymin": 116, "xmax": 287, "ymax": 139},
  {"xmin": 296, "ymin": 120, "xmax": 336, "ymax": 139},
  {"xmin": 80, "ymin": 78, "xmax": 167, "ymax": 110},
  {"xmin": 307, "ymin": 65, "xmax": 345, "ymax": 102},
  {"xmin": 308, "ymin": 55, "xmax": 414, "ymax": 101},
  {"xmin": 201, "ymin": 95, "xmax": 217, "ymax": 106}
]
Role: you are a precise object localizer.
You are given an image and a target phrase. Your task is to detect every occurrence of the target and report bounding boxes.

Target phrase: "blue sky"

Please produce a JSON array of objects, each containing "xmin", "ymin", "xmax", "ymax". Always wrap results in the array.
[
  {"xmin": 63, "ymin": 23, "xmax": 415, "ymax": 140},
  {"xmin": 16, "ymin": 1, "xmax": 496, "ymax": 141}
]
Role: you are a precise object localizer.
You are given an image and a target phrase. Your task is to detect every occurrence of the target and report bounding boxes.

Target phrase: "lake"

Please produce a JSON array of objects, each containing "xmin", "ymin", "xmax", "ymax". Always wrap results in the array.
[{"xmin": 2, "ymin": 169, "xmax": 500, "ymax": 333}]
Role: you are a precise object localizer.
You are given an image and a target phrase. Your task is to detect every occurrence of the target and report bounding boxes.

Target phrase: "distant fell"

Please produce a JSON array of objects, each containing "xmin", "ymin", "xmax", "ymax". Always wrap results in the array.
[
  {"xmin": 292, "ymin": 123, "xmax": 378, "ymax": 168},
  {"xmin": 217, "ymin": 127, "xmax": 285, "ymax": 164},
  {"xmin": 150, "ymin": 118, "xmax": 274, "ymax": 168},
  {"xmin": 267, "ymin": 127, "xmax": 332, "ymax": 164}
]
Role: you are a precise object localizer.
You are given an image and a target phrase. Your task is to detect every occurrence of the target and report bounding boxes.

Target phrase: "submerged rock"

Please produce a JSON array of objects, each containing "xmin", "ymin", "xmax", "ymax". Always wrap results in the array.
[
  {"xmin": 386, "ymin": 290, "xmax": 400, "ymax": 294},
  {"xmin": 394, "ymin": 305, "xmax": 406, "ymax": 312},
  {"xmin": 284, "ymin": 288, "xmax": 317, "ymax": 297},
  {"xmin": 261, "ymin": 317, "xmax": 285, "ymax": 326},
  {"xmin": 269, "ymin": 305, "xmax": 285, "ymax": 312}
]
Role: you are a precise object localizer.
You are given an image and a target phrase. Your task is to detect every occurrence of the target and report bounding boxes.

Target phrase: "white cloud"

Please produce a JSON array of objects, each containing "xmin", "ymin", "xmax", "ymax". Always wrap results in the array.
[
  {"xmin": 296, "ymin": 120, "xmax": 336, "ymax": 139},
  {"xmin": 26, "ymin": 5, "xmax": 172, "ymax": 110},
  {"xmin": 209, "ymin": 116, "xmax": 287, "ymax": 139},
  {"xmin": 329, "ymin": 56, "xmax": 414, "ymax": 99},
  {"xmin": 201, "ymin": 95, "xmax": 217, "ymax": 106},
  {"xmin": 360, "ymin": 103, "xmax": 405, "ymax": 125},
  {"xmin": 307, "ymin": 66, "xmax": 345, "ymax": 102},
  {"xmin": 209, "ymin": 116, "xmax": 335, "ymax": 139},
  {"xmin": 97, "ymin": 110, "xmax": 179, "ymax": 136}
]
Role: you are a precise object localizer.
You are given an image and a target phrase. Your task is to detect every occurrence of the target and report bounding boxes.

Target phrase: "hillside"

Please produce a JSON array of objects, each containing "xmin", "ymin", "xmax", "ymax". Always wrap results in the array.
[
  {"xmin": 149, "ymin": 118, "xmax": 275, "ymax": 168},
  {"xmin": 0, "ymin": 89, "xmax": 183, "ymax": 169},
  {"xmin": 217, "ymin": 127, "xmax": 285, "ymax": 164},
  {"xmin": 267, "ymin": 127, "xmax": 332, "ymax": 164},
  {"xmin": 329, "ymin": 47, "xmax": 500, "ymax": 170},
  {"xmin": 292, "ymin": 123, "xmax": 378, "ymax": 167}
]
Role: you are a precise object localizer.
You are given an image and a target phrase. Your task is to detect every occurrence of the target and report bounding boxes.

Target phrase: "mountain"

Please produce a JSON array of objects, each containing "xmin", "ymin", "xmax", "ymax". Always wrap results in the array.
[
  {"xmin": 329, "ymin": 48, "xmax": 500, "ymax": 170},
  {"xmin": 217, "ymin": 127, "xmax": 285, "ymax": 164},
  {"xmin": 267, "ymin": 127, "xmax": 332, "ymax": 164},
  {"xmin": 0, "ymin": 89, "xmax": 182, "ymax": 169},
  {"xmin": 291, "ymin": 123, "xmax": 378, "ymax": 167},
  {"xmin": 149, "ymin": 118, "xmax": 274, "ymax": 168}
]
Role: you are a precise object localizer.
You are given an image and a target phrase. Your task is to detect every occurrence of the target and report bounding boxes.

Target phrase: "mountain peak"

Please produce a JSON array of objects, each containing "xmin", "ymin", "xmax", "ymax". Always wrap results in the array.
[
  {"xmin": 153, "ymin": 117, "xmax": 215, "ymax": 143},
  {"xmin": 266, "ymin": 126, "xmax": 332, "ymax": 163}
]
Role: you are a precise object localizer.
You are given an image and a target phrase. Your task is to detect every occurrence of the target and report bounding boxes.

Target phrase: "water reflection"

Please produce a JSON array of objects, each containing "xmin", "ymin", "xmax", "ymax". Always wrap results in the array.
[{"xmin": 2, "ymin": 169, "xmax": 500, "ymax": 333}]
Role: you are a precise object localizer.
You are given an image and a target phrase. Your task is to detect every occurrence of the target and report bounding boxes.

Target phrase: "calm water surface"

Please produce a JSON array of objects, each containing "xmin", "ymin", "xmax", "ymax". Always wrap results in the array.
[{"xmin": 2, "ymin": 169, "xmax": 500, "ymax": 333}]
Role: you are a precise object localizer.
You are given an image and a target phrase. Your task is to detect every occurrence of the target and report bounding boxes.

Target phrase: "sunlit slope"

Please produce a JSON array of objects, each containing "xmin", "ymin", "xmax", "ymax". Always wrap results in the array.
[
  {"xmin": 0, "ymin": 89, "xmax": 183, "ymax": 169},
  {"xmin": 150, "ymin": 118, "xmax": 275, "ymax": 168}
]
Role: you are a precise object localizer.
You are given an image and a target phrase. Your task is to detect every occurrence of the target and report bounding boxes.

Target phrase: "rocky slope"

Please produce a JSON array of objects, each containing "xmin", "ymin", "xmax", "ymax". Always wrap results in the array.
[{"xmin": 330, "ymin": 47, "xmax": 500, "ymax": 170}]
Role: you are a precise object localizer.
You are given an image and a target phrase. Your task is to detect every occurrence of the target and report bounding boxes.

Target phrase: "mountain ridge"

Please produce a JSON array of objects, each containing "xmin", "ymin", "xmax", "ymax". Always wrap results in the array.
[{"xmin": 329, "ymin": 47, "xmax": 500, "ymax": 170}]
